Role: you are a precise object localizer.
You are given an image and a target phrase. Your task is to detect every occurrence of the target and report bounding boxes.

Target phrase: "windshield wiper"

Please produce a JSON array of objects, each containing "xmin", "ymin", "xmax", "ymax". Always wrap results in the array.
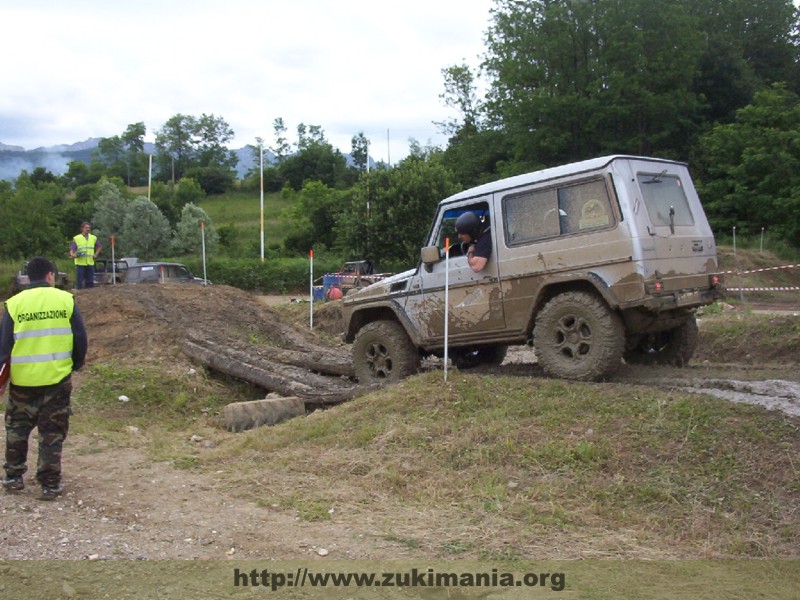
[{"xmin": 643, "ymin": 170, "xmax": 667, "ymax": 184}]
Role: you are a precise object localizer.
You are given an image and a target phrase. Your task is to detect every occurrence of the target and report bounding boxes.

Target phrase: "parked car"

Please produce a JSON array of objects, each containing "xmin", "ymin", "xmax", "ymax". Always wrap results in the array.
[
  {"xmin": 93, "ymin": 257, "xmax": 137, "ymax": 285},
  {"xmin": 342, "ymin": 155, "xmax": 723, "ymax": 382},
  {"xmin": 123, "ymin": 262, "xmax": 209, "ymax": 285}
]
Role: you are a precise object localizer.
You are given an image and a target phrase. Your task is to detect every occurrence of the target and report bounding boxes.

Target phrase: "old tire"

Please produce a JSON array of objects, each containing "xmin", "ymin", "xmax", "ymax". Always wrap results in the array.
[
  {"xmin": 534, "ymin": 291, "xmax": 624, "ymax": 381},
  {"xmin": 352, "ymin": 320, "xmax": 420, "ymax": 383},
  {"xmin": 624, "ymin": 318, "xmax": 699, "ymax": 367},
  {"xmin": 453, "ymin": 346, "xmax": 508, "ymax": 369}
]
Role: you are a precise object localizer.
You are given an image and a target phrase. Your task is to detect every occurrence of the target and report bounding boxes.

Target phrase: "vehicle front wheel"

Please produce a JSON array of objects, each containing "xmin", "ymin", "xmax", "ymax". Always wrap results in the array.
[
  {"xmin": 352, "ymin": 320, "xmax": 420, "ymax": 383},
  {"xmin": 624, "ymin": 318, "xmax": 699, "ymax": 367},
  {"xmin": 533, "ymin": 291, "xmax": 624, "ymax": 381}
]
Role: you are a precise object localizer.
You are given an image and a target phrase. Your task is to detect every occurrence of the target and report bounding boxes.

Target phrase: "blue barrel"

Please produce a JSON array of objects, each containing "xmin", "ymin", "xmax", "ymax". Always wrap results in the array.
[{"xmin": 312, "ymin": 286, "xmax": 326, "ymax": 302}]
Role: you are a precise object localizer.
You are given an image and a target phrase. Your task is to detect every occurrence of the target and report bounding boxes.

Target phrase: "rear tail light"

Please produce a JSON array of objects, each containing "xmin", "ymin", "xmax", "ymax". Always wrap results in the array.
[{"xmin": 645, "ymin": 280, "xmax": 664, "ymax": 294}]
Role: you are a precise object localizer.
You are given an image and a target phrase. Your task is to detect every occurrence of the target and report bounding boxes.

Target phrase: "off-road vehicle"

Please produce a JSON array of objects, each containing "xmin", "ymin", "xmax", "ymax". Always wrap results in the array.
[
  {"xmin": 342, "ymin": 155, "xmax": 723, "ymax": 382},
  {"xmin": 123, "ymin": 262, "xmax": 208, "ymax": 285},
  {"xmin": 10, "ymin": 261, "xmax": 70, "ymax": 294}
]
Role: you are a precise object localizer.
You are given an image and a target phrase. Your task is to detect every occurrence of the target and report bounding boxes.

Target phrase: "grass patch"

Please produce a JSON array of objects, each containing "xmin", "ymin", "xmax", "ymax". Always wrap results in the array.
[
  {"xmin": 193, "ymin": 371, "xmax": 799, "ymax": 557},
  {"xmin": 696, "ymin": 311, "xmax": 800, "ymax": 364},
  {"xmin": 71, "ymin": 362, "xmax": 237, "ymax": 432}
]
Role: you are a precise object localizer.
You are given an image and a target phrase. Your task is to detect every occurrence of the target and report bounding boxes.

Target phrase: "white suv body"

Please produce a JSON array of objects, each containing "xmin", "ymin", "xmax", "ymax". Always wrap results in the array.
[{"xmin": 343, "ymin": 155, "xmax": 722, "ymax": 381}]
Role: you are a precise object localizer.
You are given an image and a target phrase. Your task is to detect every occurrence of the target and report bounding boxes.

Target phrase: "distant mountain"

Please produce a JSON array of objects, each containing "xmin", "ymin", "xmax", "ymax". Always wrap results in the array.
[
  {"xmin": 29, "ymin": 137, "xmax": 104, "ymax": 153},
  {"xmin": 0, "ymin": 138, "xmax": 362, "ymax": 182},
  {"xmin": 0, "ymin": 142, "xmax": 26, "ymax": 152}
]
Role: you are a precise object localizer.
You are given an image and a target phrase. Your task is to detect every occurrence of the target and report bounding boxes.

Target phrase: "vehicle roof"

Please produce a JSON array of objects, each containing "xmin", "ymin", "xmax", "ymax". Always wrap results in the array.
[{"xmin": 443, "ymin": 155, "xmax": 688, "ymax": 204}]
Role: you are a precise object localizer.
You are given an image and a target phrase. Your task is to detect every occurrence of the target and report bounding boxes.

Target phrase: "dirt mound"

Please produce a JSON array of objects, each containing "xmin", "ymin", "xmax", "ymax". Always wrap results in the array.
[
  {"xmin": 73, "ymin": 285, "xmax": 359, "ymax": 403},
  {"xmin": 75, "ymin": 285, "xmax": 325, "ymax": 362}
]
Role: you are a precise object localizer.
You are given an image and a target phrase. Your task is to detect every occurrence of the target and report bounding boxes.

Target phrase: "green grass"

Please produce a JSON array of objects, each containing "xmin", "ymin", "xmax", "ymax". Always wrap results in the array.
[
  {"xmin": 201, "ymin": 190, "xmax": 291, "ymax": 231},
  {"xmin": 71, "ymin": 362, "xmax": 241, "ymax": 433},
  {"xmin": 190, "ymin": 371, "xmax": 799, "ymax": 558}
]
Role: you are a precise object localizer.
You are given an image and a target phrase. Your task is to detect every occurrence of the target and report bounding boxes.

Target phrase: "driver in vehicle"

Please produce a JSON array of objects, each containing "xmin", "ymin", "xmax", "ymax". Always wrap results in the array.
[{"xmin": 455, "ymin": 211, "xmax": 491, "ymax": 273}]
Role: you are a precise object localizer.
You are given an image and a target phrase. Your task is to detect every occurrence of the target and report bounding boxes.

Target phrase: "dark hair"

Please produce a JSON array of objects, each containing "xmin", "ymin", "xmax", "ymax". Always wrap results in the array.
[
  {"xmin": 81, "ymin": 222, "xmax": 91, "ymax": 228},
  {"xmin": 26, "ymin": 257, "xmax": 57, "ymax": 281}
]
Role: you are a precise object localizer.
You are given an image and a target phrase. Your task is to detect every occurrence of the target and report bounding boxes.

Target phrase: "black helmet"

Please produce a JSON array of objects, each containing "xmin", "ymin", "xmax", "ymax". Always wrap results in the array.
[{"xmin": 455, "ymin": 211, "xmax": 482, "ymax": 239}]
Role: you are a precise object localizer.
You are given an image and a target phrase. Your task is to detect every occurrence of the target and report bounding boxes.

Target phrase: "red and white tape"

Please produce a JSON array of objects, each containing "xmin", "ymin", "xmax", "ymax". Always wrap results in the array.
[
  {"xmin": 722, "ymin": 263, "xmax": 800, "ymax": 275},
  {"xmin": 726, "ymin": 287, "xmax": 800, "ymax": 292}
]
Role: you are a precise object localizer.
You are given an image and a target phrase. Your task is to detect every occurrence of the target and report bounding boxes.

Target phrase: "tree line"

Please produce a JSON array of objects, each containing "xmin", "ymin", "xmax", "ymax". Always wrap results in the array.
[{"xmin": 2, "ymin": 0, "xmax": 799, "ymax": 270}]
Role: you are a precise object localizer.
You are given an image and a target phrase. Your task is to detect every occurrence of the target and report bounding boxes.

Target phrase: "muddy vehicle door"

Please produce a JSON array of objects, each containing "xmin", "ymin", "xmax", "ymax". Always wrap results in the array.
[{"xmin": 405, "ymin": 198, "xmax": 506, "ymax": 347}]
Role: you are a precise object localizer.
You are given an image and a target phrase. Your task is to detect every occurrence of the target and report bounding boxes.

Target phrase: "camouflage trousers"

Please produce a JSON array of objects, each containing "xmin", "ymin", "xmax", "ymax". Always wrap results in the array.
[{"xmin": 4, "ymin": 377, "xmax": 72, "ymax": 487}]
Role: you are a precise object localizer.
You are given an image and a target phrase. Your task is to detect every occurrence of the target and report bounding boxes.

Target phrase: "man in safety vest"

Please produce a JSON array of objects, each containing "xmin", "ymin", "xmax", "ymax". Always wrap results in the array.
[
  {"xmin": 0, "ymin": 257, "xmax": 87, "ymax": 500},
  {"xmin": 69, "ymin": 221, "xmax": 101, "ymax": 289}
]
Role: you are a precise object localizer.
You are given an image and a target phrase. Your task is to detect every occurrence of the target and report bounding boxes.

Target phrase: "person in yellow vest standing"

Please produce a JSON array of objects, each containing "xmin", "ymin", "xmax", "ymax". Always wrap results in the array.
[
  {"xmin": 69, "ymin": 222, "xmax": 101, "ymax": 289},
  {"xmin": 0, "ymin": 257, "xmax": 87, "ymax": 500}
]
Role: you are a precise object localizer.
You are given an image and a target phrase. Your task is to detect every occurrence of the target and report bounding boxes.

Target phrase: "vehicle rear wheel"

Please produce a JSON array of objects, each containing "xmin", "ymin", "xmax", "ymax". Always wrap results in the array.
[
  {"xmin": 452, "ymin": 346, "xmax": 508, "ymax": 369},
  {"xmin": 624, "ymin": 318, "xmax": 699, "ymax": 367},
  {"xmin": 534, "ymin": 291, "xmax": 624, "ymax": 381},
  {"xmin": 352, "ymin": 320, "xmax": 420, "ymax": 383}
]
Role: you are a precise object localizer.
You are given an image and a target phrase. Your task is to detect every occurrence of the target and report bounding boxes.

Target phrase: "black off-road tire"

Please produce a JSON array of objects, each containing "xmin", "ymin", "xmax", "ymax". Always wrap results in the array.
[
  {"xmin": 352, "ymin": 320, "xmax": 421, "ymax": 383},
  {"xmin": 534, "ymin": 291, "xmax": 625, "ymax": 381},
  {"xmin": 452, "ymin": 346, "xmax": 508, "ymax": 370},
  {"xmin": 624, "ymin": 318, "xmax": 699, "ymax": 367}
]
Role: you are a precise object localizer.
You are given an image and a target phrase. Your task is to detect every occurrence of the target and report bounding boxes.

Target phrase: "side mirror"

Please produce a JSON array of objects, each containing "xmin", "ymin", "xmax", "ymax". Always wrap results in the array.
[{"xmin": 420, "ymin": 246, "xmax": 442, "ymax": 265}]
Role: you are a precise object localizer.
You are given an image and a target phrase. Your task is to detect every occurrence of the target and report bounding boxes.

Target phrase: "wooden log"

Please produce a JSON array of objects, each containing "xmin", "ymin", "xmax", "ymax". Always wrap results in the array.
[
  {"xmin": 224, "ymin": 397, "xmax": 306, "ymax": 431},
  {"xmin": 186, "ymin": 333, "xmax": 353, "ymax": 377},
  {"xmin": 181, "ymin": 339, "xmax": 364, "ymax": 405}
]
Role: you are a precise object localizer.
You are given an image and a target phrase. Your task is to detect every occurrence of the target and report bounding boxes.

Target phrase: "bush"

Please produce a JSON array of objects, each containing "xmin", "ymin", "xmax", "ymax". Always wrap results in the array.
[{"xmin": 182, "ymin": 256, "xmax": 342, "ymax": 293}]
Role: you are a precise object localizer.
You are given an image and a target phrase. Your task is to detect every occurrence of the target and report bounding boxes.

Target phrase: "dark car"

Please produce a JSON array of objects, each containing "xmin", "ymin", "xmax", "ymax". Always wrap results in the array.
[{"xmin": 123, "ymin": 262, "xmax": 209, "ymax": 285}]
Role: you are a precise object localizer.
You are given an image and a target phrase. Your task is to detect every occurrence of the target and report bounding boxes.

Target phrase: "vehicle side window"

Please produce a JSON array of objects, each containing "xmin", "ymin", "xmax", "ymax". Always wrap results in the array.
[
  {"xmin": 504, "ymin": 178, "xmax": 614, "ymax": 245},
  {"xmin": 637, "ymin": 172, "xmax": 695, "ymax": 227},
  {"xmin": 135, "ymin": 266, "xmax": 158, "ymax": 283},
  {"xmin": 434, "ymin": 201, "xmax": 490, "ymax": 256}
]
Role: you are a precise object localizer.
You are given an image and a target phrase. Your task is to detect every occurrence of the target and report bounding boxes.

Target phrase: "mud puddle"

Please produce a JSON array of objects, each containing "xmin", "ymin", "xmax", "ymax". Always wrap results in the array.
[{"xmin": 665, "ymin": 378, "xmax": 800, "ymax": 417}]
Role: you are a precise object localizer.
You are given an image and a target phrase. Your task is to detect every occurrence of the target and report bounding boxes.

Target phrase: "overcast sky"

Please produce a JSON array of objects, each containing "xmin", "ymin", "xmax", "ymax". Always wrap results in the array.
[{"xmin": 0, "ymin": 0, "xmax": 494, "ymax": 163}]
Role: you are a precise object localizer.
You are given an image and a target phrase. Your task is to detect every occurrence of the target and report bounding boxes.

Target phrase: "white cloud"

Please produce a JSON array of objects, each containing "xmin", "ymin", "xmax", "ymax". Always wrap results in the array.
[{"xmin": 0, "ymin": 0, "xmax": 493, "ymax": 162}]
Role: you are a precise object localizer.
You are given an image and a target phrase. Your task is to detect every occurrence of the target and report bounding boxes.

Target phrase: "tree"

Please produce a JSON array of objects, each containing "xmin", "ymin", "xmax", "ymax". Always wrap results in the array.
[
  {"xmin": 282, "ymin": 181, "xmax": 345, "ymax": 253},
  {"xmin": 437, "ymin": 63, "xmax": 483, "ymax": 136},
  {"xmin": 693, "ymin": 84, "xmax": 800, "ymax": 242},
  {"xmin": 154, "ymin": 113, "xmax": 196, "ymax": 183},
  {"xmin": 120, "ymin": 197, "xmax": 172, "ymax": 260},
  {"xmin": 95, "ymin": 122, "xmax": 148, "ymax": 186},
  {"xmin": 153, "ymin": 113, "xmax": 237, "ymax": 193},
  {"xmin": 350, "ymin": 132, "xmax": 369, "ymax": 172},
  {"xmin": 478, "ymin": 0, "xmax": 800, "ymax": 172},
  {"xmin": 483, "ymin": 0, "xmax": 707, "ymax": 166},
  {"xmin": 172, "ymin": 203, "xmax": 219, "ymax": 256},
  {"xmin": 337, "ymin": 155, "xmax": 459, "ymax": 267},
  {"xmin": 194, "ymin": 113, "xmax": 237, "ymax": 171},
  {"xmin": 278, "ymin": 125, "xmax": 348, "ymax": 190},
  {"xmin": 271, "ymin": 118, "xmax": 291, "ymax": 163},
  {"xmin": 91, "ymin": 179, "xmax": 130, "ymax": 254},
  {"xmin": 0, "ymin": 177, "xmax": 65, "ymax": 260},
  {"xmin": 60, "ymin": 160, "xmax": 97, "ymax": 188}
]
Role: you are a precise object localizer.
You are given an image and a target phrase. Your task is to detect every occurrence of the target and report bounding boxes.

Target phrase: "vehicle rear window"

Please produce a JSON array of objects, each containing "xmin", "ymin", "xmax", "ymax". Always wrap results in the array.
[
  {"xmin": 503, "ymin": 178, "xmax": 614, "ymax": 245},
  {"xmin": 637, "ymin": 172, "xmax": 694, "ymax": 227}
]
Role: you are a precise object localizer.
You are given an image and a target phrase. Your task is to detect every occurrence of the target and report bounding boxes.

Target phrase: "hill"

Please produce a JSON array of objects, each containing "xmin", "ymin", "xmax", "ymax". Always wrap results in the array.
[{"xmin": 2, "ymin": 267, "xmax": 797, "ymax": 551}]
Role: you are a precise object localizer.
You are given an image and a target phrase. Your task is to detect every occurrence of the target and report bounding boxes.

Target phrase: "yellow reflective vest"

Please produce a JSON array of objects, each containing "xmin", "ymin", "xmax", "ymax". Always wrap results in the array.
[
  {"xmin": 5, "ymin": 287, "xmax": 75, "ymax": 386},
  {"xmin": 73, "ymin": 233, "xmax": 97, "ymax": 265}
]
